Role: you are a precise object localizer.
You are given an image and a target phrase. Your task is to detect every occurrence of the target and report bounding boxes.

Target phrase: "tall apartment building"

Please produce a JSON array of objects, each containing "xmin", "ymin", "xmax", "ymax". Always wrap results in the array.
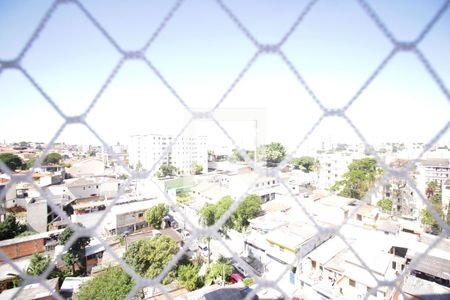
[
  {"xmin": 316, "ymin": 152, "xmax": 366, "ymax": 190},
  {"xmin": 128, "ymin": 134, "xmax": 207, "ymax": 175}
]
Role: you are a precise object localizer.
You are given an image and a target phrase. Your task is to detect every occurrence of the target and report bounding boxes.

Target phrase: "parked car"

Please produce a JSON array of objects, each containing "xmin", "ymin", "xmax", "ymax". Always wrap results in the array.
[
  {"xmin": 233, "ymin": 263, "xmax": 250, "ymax": 277},
  {"xmin": 229, "ymin": 273, "xmax": 243, "ymax": 284},
  {"xmin": 181, "ymin": 230, "xmax": 191, "ymax": 240}
]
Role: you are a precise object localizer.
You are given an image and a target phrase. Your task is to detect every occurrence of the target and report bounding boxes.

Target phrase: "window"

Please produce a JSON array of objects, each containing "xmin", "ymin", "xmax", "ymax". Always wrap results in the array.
[
  {"xmin": 96, "ymin": 185, "xmax": 99, "ymax": 189},
  {"xmin": 349, "ymin": 279, "xmax": 355, "ymax": 287},
  {"xmin": 138, "ymin": 213, "xmax": 143, "ymax": 218},
  {"xmin": 392, "ymin": 261, "xmax": 396, "ymax": 269},
  {"xmin": 357, "ymin": 214, "xmax": 362, "ymax": 221}
]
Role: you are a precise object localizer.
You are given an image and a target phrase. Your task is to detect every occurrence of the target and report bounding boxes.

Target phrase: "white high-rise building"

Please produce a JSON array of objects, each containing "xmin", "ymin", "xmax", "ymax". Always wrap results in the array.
[{"xmin": 128, "ymin": 134, "xmax": 207, "ymax": 175}]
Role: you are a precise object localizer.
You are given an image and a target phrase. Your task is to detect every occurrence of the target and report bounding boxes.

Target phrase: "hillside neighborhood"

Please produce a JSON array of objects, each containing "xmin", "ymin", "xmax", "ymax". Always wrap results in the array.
[{"xmin": 0, "ymin": 138, "xmax": 449, "ymax": 299}]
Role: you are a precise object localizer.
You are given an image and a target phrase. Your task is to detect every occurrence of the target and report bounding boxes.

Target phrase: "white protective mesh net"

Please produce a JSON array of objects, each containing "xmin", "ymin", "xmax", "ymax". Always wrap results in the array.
[{"xmin": 0, "ymin": 0, "xmax": 449, "ymax": 299}]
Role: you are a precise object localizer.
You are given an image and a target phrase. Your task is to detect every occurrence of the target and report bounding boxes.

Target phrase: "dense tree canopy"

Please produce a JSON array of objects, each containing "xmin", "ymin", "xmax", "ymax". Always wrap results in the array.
[
  {"xmin": 158, "ymin": 164, "xmax": 177, "ymax": 177},
  {"xmin": 376, "ymin": 198, "xmax": 393, "ymax": 213},
  {"xmin": 26, "ymin": 253, "xmax": 51, "ymax": 276},
  {"xmin": 192, "ymin": 164, "xmax": 203, "ymax": 175},
  {"xmin": 257, "ymin": 142, "xmax": 286, "ymax": 166},
  {"xmin": 145, "ymin": 203, "xmax": 169, "ymax": 229},
  {"xmin": 421, "ymin": 191, "xmax": 445, "ymax": 234},
  {"xmin": 199, "ymin": 195, "xmax": 262, "ymax": 233},
  {"xmin": 77, "ymin": 266, "xmax": 135, "ymax": 300},
  {"xmin": 177, "ymin": 264, "xmax": 202, "ymax": 291},
  {"xmin": 0, "ymin": 153, "xmax": 24, "ymax": 171},
  {"xmin": 234, "ymin": 194, "xmax": 262, "ymax": 232},
  {"xmin": 331, "ymin": 157, "xmax": 383, "ymax": 200},
  {"xmin": 123, "ymin": 236, "xmax": 179, "ymax": 281},
  {"xmin": 43, "ymin": 152, "xmax": 62, "ymax": 165},
  {"xmin": 291, "ymin": 156, "xmax": 319, "ymax": 173},
  {"xmin": 0, "ymin": 215, "xmax": 27, "ymax": 241}
]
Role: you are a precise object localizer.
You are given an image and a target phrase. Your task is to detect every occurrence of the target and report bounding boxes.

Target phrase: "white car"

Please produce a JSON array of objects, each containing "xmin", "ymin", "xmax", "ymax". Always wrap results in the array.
[
  {"xmin": 181, "ymin": 230, "xmax": 191, "ymax": 240},
  {"xmin": 233, "ymin": 263, "xmax": 251, "ymax": 277}
]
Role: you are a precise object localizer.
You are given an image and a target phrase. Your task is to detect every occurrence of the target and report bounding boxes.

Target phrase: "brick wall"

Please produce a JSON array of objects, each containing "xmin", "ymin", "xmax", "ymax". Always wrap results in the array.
[{"xmin": 0, "ymin": 239, "xmax": 45, "ymax": 261}]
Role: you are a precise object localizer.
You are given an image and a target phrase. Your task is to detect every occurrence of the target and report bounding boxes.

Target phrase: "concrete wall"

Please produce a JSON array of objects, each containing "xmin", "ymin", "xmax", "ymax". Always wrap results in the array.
[
  {"xmin": 67, "ymin": 160, "xmax": 105, "ymax": 177},
  {"xmin": 27, "ymin": 200, "xmax": 48, "ymax": 233},
  {"xmin": 69, "ymin": 181, "xmax": 118, "ymax": 199}
]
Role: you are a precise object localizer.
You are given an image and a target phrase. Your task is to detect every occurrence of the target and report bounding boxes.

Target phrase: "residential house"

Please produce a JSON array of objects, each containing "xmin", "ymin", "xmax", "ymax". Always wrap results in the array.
[{"xmin": 66, "ymin": 158, "xmax": 105, "ymax": 177}]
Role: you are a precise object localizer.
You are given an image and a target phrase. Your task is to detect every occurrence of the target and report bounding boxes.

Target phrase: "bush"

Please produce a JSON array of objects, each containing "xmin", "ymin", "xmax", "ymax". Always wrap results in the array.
[
  {"xmin": 243, "ymin": 277, "xmax": 254, "ymax": 286},
  {"xmin": 177, "ymin": 263, "xmax": 203, "ymax": 291},
  {"xmin": 77, "ymin": 267, "xmax": 135, "ymax": 300}
]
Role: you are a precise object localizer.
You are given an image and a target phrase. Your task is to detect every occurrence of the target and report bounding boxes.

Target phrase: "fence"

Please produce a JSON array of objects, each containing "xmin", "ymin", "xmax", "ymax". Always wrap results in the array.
[{"xmin": 0, "ymin": 0, "xmax": 449, "ymax": 299}]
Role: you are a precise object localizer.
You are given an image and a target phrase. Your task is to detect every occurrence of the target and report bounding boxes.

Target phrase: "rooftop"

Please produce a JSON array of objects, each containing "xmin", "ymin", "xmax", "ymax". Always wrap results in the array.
[
  {"xmin": 420, "ymin": 158, "xmax": 449, "ymax": 167},
  {"xmin": 265, "ymin": 221, "xmax": 319, "ymax": 252},
  {"xmin": 0, "ymin": 278, "xmax": 59, "ymax": 300},
  {"xmin": 65, "ymin": 176, "xmax": 117, "ymax": 188},
  {"xmin": 191, "ymin": 181, "xmax": 229, "ymax": 202},
  {"xmin": 0, "ymin": 229, "xmax": 63, "ymax": 248},
  {"xmin": 307, "ymin": 236, "xmax": 349, "ymax": 266},
  {"xmin": 412, "ymin": 255, "xmax": 450, "ymax": 280},
  {"xmin": 402, "ymin": 275, "xmax": 450, "ymax": 299}
]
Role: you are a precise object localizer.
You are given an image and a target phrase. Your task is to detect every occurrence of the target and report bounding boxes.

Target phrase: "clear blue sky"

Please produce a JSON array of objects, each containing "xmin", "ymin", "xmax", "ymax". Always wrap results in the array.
[{"xmin": 0, "ymin": 0, "xmax": 449, "ymax": 151}]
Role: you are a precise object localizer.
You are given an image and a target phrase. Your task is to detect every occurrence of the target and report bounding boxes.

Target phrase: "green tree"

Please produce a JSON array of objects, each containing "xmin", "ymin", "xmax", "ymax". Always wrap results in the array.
[
  {"xmin": 77, "ymin": 266, "xmax": 135, "ymax": 300},
  {"xmin": 192, "ymin": 164, "xmax": 203, "ymax": 175},
  {"xmin": 331, "ymin": 157, "xmax": 383, "ymax": 200},
  {"xmin": 231, "ymin": 149, "xmax": 255, "ymax": 162},
  {"xmin": 159, "ymin": 164, "xmax": 177, "ymax": 177},
  {"xmin": 198, "ymin": 197, "xmax": 233, "ymax": 264},
  {"xmin": 145, "ymin": 203, "xmax": 169, "ymax": 229},
  {"xmin": 231, "ymin": 149, "xmax": 244, "ymax": 162},
  {"xmin": 233, "ymin": 194, "xmax": 262, "ymax": 232},
  {"xmin": 0, "ymin": 214, "xmax": 27, "ymax": 241},
  {"xmin": 430, "ymin": 192, "xmax": 442, "ymax": 205},
  {"xmin": 258, "ymin": 142, "xmax": 286, "ymax": 166},
  {"xmin": 199, "ymin": 203, "xmax": 216, "ymax": 228},
  {"xmin": 59, "ymin": 226, "xmax": 90, "ymax": 275},
  {"xmin": 0, "ymin": 153, "xmax": 24, "ymax": 171},
  {"xmin": 421, "ymin": 204, "xmax": 444, "ymax": 234},
  {"xmin": 123, "ymin": 236, "xmax": 179, "ymax": 283},
  {"xmin": 421, "ymin": 190, "xmax": 445, "ymax": 234},
  {"xmin": 205, "ymin": 260, "xmax": 232, "ymax": 286},
  {"xmin": 26, "ymin": 158, "xmax": 36, "ymax": 169},
  {"xmin": 26, "ymin": 253, "xmax": 51, "ymax": 276},
  {"xmin": 377, "ymin": 198, "xmax": 393, "ymax": 213},
  {"xmin": 135, "ymin": 160, "xmax": 143, "ymax": 171},
  {"xmin": 214, "ymin": 196, "xmax": 234, "ymax": 233},
  {"xmin": 247, "ymin": 150, "xmax": 255, "ymax": 160},
  {"xmin": 425, "ymin": 180, "xmax": 439, "ymax": 199},
  {"xmin": 177, "ymin": 263, "xmax": 203, "ymax": 291},
  {"xmin": 291, "ymin": 156, "xmax": 319, "ymax": 173},
  {"xmin": 43, "ymin": 152, "xmax": 62, "ymax": 165},
  {"xmin": 176, "ymin": 192, "xmax": 192, "ymax": 204}
]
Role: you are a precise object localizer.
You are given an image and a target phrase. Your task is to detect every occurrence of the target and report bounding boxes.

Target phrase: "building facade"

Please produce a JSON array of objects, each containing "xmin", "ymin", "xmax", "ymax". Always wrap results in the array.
[{"xmin": 129, "ymin": 134, "xmax": 207, "ymax": 175}]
